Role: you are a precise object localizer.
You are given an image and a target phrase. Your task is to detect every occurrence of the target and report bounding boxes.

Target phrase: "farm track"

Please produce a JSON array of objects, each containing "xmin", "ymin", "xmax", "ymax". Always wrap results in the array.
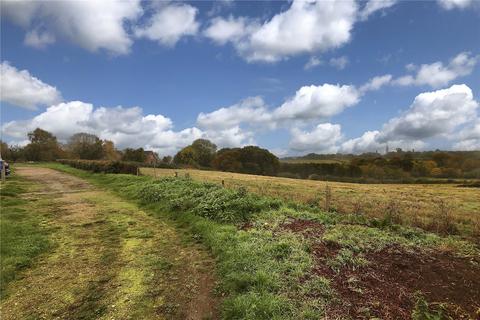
[{"xmin": 0, "ymin": 167, "xmax": 219, "ymax": 320}]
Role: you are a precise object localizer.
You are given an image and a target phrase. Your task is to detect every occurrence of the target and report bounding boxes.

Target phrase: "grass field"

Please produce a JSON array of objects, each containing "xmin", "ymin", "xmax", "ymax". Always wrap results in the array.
[
  {"xmin": 50, "ymin": 163, "xmax": 479, "ymax": 319},
  {"xmin": 141, "ymin": 167, "xmax": 480, "ymax": 239}
]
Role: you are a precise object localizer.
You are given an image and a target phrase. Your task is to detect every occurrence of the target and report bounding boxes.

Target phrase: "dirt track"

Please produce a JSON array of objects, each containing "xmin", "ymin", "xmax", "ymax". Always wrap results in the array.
[{"xmin": 0, "ymin": 167, "xmax": 219, "ymax": 319}]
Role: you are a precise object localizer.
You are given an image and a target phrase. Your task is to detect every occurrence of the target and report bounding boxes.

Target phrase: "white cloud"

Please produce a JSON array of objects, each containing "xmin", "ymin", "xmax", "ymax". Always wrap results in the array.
[
  {"xmin": 205, "ymin": 0, "xmax": 358, "ymax": 62},
  {"xmin": 304, "ymin": 56, "xmax": 323, "ymax": 70},
  {"xmin": 203, "ymin": 16, "xmax": 251, "ymax": 45},
  {"xmin": 438, "ymin": 0, "xmax": 474, "ymax": 9},
  {"xmin": 1, "ymin": 101, "xmax": 202, "ymax": 156},
  {"xmin": 1, "ymin": 100, "xmax": 257, "ymax": 156},
  {"xmin": 204, "ymin": 126, "xmax": 256, "ymax": 148},
  {"xmin": 274, "ymin": 84, "xmax": 360, "ymax": 122},
  {"xmin": 24, "ymin": 29, "xmax": 55, "ymax": 49},
  {"xmin": 0, "ymin": 61, "xmax": 62, "ymax": 110},
  {"xmin": 359, "ymin": 74, "xmax": 392, "ymax": 93},
  {"xmin": 1, "ymin": 0, "xmax": 143, "ymax": 55},
  {"xmin": 380, "ymin": 84, "xmax": 478, "ymax": 141},
  {"xmin": 197, "ymin": 97, "xmax": 272, "ymax": 130},
  {"xmin": 135, "ymin": 4, "xmax": 199, "ymax": 47},
  {"xmin": 452, "ymin": 120, "xmax": 480, "ymax": 150},
  {"xmin": 289, "ymin": 123, "xmax": 343, "ymax": 153},
  {"xmin": 392, "ymin": 52, "xmax": 478, "ymax": 88},
  {"xmin": 329, "ymin": 56, "xmax": 349, "ymax": 70},
  {"xmin": 339, "ymin": 84, "xmax": 478, "ymax": 154},
  {"xmin": 359, "ymin": 0, "xmax": 398, "ymax": 20}
]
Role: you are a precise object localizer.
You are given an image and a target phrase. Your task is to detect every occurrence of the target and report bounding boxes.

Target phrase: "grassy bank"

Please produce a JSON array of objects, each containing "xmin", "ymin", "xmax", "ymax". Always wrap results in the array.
[
  {"xmin": 0, "ymin": 174, "xmax": 51, "ymax": 298},
  {"xmin": 141, "ymin": 167, "xmax": 480, "ymax": 239},
  {"xmin": 44, "ymin": 163, "xmax": 479, "ymax": 319}
]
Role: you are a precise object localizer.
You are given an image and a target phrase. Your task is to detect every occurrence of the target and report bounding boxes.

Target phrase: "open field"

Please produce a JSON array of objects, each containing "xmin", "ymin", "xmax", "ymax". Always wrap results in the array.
[
  {"xmin": 47, "ymin": 163, "xmax": 479, "ymax": 319},
  {"xmin": 141, "ymin": 167, "xmax": 480, "ymax": 239},
  {"xmin": 0, "ymin": 166, "xmax": 218, "ymax": 319}
]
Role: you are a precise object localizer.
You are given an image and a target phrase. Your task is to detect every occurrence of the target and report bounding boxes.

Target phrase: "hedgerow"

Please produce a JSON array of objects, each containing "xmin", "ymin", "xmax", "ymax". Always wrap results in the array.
[{"xmin": 57, "ymin": 159, "xmax": 138, "ymax": 175}]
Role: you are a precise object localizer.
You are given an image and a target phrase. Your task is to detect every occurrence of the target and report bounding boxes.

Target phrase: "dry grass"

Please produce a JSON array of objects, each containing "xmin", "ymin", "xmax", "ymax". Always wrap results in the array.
[{"xmin": 141, "ymin": 167, "xmax": 480, "ymax": 239}]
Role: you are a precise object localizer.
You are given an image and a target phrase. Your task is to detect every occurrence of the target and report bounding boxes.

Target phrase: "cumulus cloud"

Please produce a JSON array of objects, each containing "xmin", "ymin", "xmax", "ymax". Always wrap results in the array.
[
  {"xmin": 392, "ymin": 52, "xmax": 478, "ymax": 88},
  {"xmin": 452, "ymin": 120, "xmax": 480, "ymax": 150},
  {"xmin": 274, "ymin": 84, "xmax": 360, "ymax": 122},
  {"xmin": 438, "ymin": 0, "xmax": 474, "ymax": 9},
  {"xmin": 1, "ymin": 0, "xmax": 143, "ymax": 55},
  {"xmin": 205, "ymin": 0, "xmax": 358, "ymax": 62},
  {"xmin": 197, "ymin": 97, "xmax": 272, "ymax": 130},
  {"xmin": 339, "ymin": 84, "xmax": 478, "ymax": 154},
  {"xmin": 0, "ymin": 61, "xmax": 62, "ymax": 110},
  {"xmin": 340, "ymin": 131, "xmax": 425, "ymax": 154},
  {"xmin": 203, "ymin": 15, "xmax": 251, "ymax": 45},
  {"xmin": 1, "ymin": 101, "xmax": 201, "ymax": 156},
  {"xmin": 198, "ymin": 83, "xmax": 360, "ymax": 132},
  {"xmin": 135, "ymin": 3, "xmax": 199, "ymax": 47},
  {"xmin": 289, "ymin": 123, "xmax": 343, "ymax": 153},
  {"xmin": 1, "ymin": 100, "xmax": 258, "ymax": 155},
  {"xmin": 379, "ymin": 84, "xmax": 478, "ymax": 141},
  {"xmin": 358, "ymin": 52, "xmax": 478, "ymax": 92},
  {"xmin": 359, "ymin": 74, "xmax": 393, "ymax": 93}
]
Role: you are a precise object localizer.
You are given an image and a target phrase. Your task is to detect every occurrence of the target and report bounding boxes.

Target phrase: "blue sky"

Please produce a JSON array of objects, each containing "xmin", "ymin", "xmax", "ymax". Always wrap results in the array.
[{"xmin": 1, "ymin": 0, "xmax": 479, "ymax": 156}]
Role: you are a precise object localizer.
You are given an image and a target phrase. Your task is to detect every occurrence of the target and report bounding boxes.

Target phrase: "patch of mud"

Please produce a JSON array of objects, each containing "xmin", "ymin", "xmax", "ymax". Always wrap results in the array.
[
  {"xmin": 280, "ymin": 219, "xmax": 325, "ymax": 238},
  {"xmin": 312, "ymin": 243, "xmax": 480, "ymax": 319}
]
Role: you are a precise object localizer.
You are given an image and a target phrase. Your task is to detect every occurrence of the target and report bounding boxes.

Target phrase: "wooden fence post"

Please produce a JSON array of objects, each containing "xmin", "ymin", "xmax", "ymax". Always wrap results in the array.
[{"xmin": 325, "ymin": 184, "xmax": 331, "ymax": 212}]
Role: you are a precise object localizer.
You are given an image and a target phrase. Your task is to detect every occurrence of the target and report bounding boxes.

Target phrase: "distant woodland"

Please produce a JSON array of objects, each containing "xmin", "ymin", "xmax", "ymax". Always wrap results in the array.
[{"xmin": 2, "ymin": 128, "xmax": 479, "ymax": 183}]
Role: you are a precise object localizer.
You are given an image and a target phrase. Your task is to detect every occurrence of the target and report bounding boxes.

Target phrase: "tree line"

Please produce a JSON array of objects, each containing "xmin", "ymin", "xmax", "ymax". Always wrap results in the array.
[
  {"xmin": 2, "ymin": 127, "xmax": 479, "ymax": 181},
  {"xmin": 0, "ymin": 128, "xmax": 171, "ymax": 164}
]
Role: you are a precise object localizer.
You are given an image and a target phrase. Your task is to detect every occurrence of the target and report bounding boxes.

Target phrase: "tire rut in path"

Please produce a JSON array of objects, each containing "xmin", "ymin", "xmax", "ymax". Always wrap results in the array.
[{"xmin": 0, "ymin": 167, "xmax": 219, "ymax": 320}]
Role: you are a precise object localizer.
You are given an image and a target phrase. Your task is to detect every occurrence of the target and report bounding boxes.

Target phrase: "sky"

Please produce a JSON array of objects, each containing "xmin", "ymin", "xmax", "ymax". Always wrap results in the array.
[{"xmin": 1, "ymin": 0, "xmax": 479, "ymax": 157}]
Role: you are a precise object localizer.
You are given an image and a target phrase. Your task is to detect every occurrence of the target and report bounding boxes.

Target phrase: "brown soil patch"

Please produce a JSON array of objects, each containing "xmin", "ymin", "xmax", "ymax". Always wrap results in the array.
[
  {"xmin": 312, "ymin": 243, "xmax": 480, "ymax": 319},
  {"xmin": 280, "ymin": 218, "xmax": 325, "ymax": 238}
]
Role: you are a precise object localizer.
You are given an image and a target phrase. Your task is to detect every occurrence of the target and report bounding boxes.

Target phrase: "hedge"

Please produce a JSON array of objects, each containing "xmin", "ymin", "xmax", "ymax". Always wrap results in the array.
[{"xmin": 57, "ymin": 159, "xmax": 138, "ymax": 175}]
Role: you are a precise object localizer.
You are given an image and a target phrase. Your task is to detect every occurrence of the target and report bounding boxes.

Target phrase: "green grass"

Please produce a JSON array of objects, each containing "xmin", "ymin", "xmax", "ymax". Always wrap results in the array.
[
  {"xmin": 0, "ymin": 175, "xmax": 51, "ymax": 298},
  {"xmin": 42, "ymin": 162, "xmax": 479, "ymax": 319}
]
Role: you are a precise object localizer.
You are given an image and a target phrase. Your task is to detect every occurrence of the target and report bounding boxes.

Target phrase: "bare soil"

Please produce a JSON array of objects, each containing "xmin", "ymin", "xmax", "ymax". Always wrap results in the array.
[{"xmin": 282, "ymin": 218, "xmax": 480, "ymax": 319}]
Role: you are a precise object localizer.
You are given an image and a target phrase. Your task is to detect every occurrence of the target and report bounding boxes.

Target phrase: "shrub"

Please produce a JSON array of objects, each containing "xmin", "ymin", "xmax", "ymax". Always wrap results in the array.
[
  {"xmin": 136, "ymin": 178, "xmax": 281, "ymax": 223},
  {"xmin": 57, "ymin": 159, "xmax": 138, "ymax": 175}
]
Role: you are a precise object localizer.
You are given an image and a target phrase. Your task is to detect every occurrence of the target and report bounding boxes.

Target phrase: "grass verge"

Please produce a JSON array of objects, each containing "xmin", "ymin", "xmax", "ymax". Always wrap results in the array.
[{"xmin": 0, "ymin": 174, "xmax": 51, "ymax": 298}]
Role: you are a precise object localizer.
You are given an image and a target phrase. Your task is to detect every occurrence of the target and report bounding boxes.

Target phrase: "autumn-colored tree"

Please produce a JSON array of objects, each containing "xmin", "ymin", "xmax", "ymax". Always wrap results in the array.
[{"xmin": 23, "ymin": 128, "xmax": 63, "ymax": 161}]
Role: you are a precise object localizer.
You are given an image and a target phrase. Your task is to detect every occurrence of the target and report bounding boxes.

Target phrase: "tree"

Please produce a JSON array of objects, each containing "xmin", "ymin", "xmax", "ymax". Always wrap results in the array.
[
  {"xmin": 191, "ymin": 139, "xmax": 217, "ymax": 167},
  {"xmin": 173, "ymin": 146, "xmax": 197, "ymax": 166},
  {"xmin": 102, "ymin": 140, "xmax": 120, "ymax": 160},
  {"xmin": 162, "ymin": 156, "xmax": 172, "ymax": 164},
  {"xmin": 122, "ymin": 148, "xmax": 146, "ymax": 162},
  {"xmin": 173, "ymin": 139, "xmax": 217, "ymax": 167},
  {"xmin": 211, "ymin": 146, "xmax": 279, "ymax": 175},
  {"xmin": 68, "ymin": 133, "xmax": 104, "ymax": 160},
  {"xmin": 23, "ymin": 128, "xmax": 62, "ymax": 161}
]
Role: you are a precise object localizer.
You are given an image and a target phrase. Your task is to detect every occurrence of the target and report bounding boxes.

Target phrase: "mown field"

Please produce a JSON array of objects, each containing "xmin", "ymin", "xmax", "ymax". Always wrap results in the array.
[{"xmin": 141, "ymin": 167, "xmax": 480, "ymax": 239}]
